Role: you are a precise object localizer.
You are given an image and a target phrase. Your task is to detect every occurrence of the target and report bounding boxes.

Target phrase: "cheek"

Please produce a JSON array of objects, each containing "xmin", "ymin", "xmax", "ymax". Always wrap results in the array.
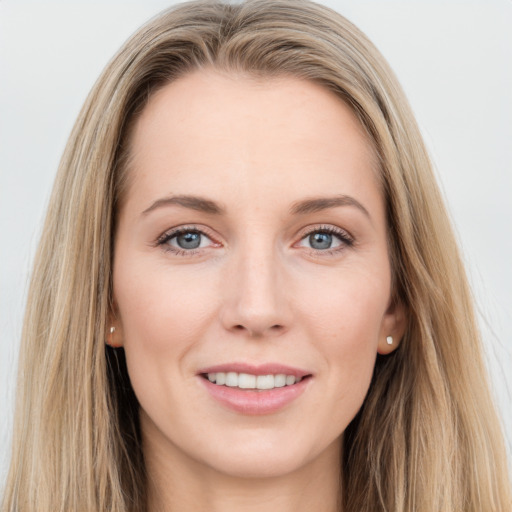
[
  {"xmin": 112, "ymin": 258, "xmax": 219, "ymax": 392},
  {"xmin": 298, "ymin": 267, "xmax": 390, "ymax": 412},
  {"xmin": 115, "ymin": 257, "xmax": 216, "ymax": 341},
  {"xmin": 300, "ymin": 265, "xmax": 390, "ymax": 348},
  {"xmin": 112, "ymin": 260, "xmax": 221, "ymax": 430}
]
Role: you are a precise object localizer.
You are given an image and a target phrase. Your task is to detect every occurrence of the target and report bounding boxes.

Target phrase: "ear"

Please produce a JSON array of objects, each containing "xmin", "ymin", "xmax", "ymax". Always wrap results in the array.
[
  {"xmin": 377, "ymin": 298, "xmax": 407, "ymax": 355},
  {"xmin": 106, "ymin": 308, "xmax": 124, "ymax": 348}
]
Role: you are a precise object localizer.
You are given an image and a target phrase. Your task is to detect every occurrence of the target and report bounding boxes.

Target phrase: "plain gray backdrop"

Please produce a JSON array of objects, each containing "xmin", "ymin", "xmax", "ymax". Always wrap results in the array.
[{"xmin": 1, "ymin": 0, "xmax": 511, "ymax": 478}]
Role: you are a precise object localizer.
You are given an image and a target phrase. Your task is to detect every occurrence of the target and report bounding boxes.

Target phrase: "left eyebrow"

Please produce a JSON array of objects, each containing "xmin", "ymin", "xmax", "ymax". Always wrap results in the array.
[{"xmin": 289, "ymin": 195, "xmax": 371, "ymax": 219}]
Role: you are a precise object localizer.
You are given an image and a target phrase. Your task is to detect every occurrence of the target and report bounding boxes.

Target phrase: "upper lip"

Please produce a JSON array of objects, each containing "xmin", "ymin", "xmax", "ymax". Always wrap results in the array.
[{"xmin": 197, "ymin": 362, "xmax": 312, "ymax": 378}]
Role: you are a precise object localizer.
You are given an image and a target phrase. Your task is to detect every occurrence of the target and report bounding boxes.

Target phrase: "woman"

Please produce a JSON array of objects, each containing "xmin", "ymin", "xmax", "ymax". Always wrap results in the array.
[{"xmin": 2, "ymin": 0, "xmax": 510, "ymax": 511}]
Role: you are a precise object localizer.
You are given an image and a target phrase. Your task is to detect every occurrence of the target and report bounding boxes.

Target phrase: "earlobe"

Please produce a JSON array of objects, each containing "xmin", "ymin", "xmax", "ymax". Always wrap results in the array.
[
  {"xmin": 377, "ymin": 300, "xmax": 407, "ymax": 355},
  {"xmin": 106, "ymin": 298, "xmax": 124, "ymax": 347},
  {"xmin": 106, "ymin": 322, "xmax": 123, "ymax": 348}
]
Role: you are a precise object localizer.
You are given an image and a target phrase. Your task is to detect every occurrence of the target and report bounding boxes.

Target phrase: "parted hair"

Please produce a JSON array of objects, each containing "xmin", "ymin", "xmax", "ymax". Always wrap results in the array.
[{"xmin": 2, "ymin": 1, "xmax": 510, "ymax": 511}]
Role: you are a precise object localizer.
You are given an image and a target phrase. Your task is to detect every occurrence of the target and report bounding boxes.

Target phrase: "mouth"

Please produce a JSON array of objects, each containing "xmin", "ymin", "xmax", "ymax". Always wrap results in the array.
[
  {"xmin": 197, "ymin": 363, "xmax": 312, "ymax": 414},
  {"xmin": 200, "ymin": 371, "xmax": 311, "ymax": 390}
]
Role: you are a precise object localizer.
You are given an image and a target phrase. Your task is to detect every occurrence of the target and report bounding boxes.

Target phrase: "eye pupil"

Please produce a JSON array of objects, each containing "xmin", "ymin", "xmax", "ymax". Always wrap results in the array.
[
  {"xmin": 177, "ymin": 232, "xmax": 201, "ymax": 249},
  {"xmin": 309, "ymin": 232, "xmax": 332, "ymax": 250}
]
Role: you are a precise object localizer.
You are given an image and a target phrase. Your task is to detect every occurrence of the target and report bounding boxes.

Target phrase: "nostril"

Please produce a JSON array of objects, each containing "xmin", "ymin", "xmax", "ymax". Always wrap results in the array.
[{"xmin": 231, "ymin": 323, "xmax": 285, "ymax": 336}]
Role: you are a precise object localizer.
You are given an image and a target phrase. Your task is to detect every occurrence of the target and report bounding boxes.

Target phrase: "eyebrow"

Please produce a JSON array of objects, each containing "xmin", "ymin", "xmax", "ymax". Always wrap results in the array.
[
  {"xmin": 142, "ymin": 194, "xmax": 225, "ymax": 216},
  {"xmin": 141, "ymin": 193, "xmax": 370, "ymax": 219},
  {"xmin": 290, "ymin": 195, "xmax": 371, "ymax": 218}
]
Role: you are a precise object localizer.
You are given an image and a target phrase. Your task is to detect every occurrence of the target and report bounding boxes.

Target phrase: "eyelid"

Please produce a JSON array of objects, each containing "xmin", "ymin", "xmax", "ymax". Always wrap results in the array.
[
  {"xmin": 155, "ymin": 224, "xmax": 222, "ymax": 253},
  {"xmin": 294, "ymin": 224, "xmax": 355, "ymax": 253},
  {"xmin": 297, "ymin": 224, "xmax": 354, "ymax": 242},
  {"xmin": 153, "ymin": 223, "xmax": 354, "ymax": 257}
]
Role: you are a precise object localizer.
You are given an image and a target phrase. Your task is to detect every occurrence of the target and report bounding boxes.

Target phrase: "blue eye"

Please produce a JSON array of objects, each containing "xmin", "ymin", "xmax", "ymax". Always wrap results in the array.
[
  {"xmin": 158, "ymin": 228, "xmax": 215, "ymax": 253},
  {"xmin": 174, "ymin": 232, "xmax": 203, "ymax": 249},
  {"xmin": 298, "ymin": 227, "xmax": 352, "ymax": 252},
  {"xmin": 308, "ymin": 232, "xmax": 335, "ymax": 250}
]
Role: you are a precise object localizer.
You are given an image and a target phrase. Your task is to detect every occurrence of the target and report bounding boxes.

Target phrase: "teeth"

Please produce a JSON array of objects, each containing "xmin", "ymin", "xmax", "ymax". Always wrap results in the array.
[
  {"xmin": 285, "ymin": 375, "xmax": 295, "ymax": 386},
  {"xmin": 225, "ymin": 372, "xmax": 238, "ymax": 387},
  {"xmin": 238, "ymin": 373, "xmax": 256, "ymax": 389},
  {"xmin": 205, "ymin": 372, "xmax": 304, "ymax": 389},
  {"xmin": 274, "ymin": 374, "xmax": 286, "ymax": 387},
  {"xmin": 256, "ymin": 375, "xmax": 274, "ymax": 389}
]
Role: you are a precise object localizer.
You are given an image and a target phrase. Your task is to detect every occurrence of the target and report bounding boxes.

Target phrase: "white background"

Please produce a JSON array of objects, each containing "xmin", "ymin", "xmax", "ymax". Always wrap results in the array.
[{"xmin": 1, "ymin": 0, "xmax": 511, "ymax": 478}]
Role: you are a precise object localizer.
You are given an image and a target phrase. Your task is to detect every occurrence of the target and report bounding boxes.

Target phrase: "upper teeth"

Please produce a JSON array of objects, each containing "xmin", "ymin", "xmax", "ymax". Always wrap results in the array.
[{"xmin": 207, "ymin": 372, "xmax": 301, "ymax": 390}]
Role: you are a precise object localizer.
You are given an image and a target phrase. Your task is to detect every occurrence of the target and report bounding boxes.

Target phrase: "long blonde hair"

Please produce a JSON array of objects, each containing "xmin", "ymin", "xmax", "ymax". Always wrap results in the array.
[{"xmin": 2, "ymin": 1, "xmax": 510, "ymax": 510}]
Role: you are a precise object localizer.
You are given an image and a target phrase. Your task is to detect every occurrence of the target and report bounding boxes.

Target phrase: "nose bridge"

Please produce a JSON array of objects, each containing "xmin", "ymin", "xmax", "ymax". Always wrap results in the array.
[{"xmin": 221, "ymin": 234, "xmax": 290, "ymax": 336}]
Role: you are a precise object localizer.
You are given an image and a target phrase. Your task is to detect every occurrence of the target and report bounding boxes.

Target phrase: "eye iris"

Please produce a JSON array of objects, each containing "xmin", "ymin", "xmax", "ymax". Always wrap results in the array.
[
  {"xmin": 176, "ymin": 232, "xmax": 201, "ymax": 249},
  {"xmin": 309, "ymin": 232, "xmax": 332, "ymax": 250}
]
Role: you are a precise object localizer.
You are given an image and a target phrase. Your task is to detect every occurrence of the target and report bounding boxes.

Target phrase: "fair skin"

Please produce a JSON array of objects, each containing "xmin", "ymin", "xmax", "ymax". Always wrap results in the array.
[{"xmin": 112, "ymin": 70, "xmax": 405, "ymax": 512}]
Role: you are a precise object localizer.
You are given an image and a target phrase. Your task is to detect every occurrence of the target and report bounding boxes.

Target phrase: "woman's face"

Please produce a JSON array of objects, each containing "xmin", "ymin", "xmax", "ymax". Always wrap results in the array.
[{"xmin": 113, "ymin": 70, "xmax": 404, "ymax": 479}]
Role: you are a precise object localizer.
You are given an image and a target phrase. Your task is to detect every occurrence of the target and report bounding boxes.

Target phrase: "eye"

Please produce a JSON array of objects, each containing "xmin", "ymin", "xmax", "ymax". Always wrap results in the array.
[
  {"xmin": 306, "ymin": 232, "xmax": 339, "ymax": 250},
  {"xmin": 156, "ymin": 226, "xmax": 219, "ymax": 254},
  {"xmin": 297, "ymin": 226, "xmax": 353, "ymax": 252},
  {"xmin": 171, "ymin": 231, "xmax": 207, "ymax": 250}
]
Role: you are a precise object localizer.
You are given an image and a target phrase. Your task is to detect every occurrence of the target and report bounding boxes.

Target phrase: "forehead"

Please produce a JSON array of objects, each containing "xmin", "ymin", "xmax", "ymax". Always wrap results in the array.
[{"xmin": 123, "ymin": 70, "xmax": 381, "ymax": 216}]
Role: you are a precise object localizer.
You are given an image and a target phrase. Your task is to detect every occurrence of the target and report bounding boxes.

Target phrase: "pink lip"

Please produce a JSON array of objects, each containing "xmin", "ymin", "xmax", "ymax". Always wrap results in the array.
[
  {"xmin": 197, "ymin": 362, "xmax": 312, "ymax": 415},
  {"xmin": 198, "ymin": 362, "xmax": 310, "ymax": 378}
]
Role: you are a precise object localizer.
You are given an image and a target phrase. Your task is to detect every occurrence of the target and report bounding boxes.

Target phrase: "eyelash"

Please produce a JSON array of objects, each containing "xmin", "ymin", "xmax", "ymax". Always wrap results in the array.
[
  {"xmin": 156, "ymin": 225, "xmax": 219, "ymax": 256},
  {"xmin": 155, "ymin": 224, "xmax": 354, "ymax": 257},
  {"xmin": 297, "ymin": 225, "xmax": 354, "ymax": 256}
]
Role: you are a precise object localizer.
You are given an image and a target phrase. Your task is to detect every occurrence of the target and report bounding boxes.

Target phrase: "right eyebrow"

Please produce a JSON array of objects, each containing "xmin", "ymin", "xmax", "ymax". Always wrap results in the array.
[{"xmin": 141, "ymin": 194, "xmax": 225, "ymax": 217}]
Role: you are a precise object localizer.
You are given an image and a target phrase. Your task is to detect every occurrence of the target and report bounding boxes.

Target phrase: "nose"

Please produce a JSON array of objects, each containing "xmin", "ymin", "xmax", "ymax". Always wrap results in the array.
[{"xmin": 220, "ymin": 243, "xmax": 292, "ymax": 338}]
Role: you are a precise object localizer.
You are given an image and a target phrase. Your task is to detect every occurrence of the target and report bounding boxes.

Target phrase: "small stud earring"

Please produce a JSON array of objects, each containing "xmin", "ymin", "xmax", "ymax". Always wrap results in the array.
[
  {"xmin": 106, "ymin": 326, "xmax": 117, "ymax": 347},
  {"xmin": 386, "ymin": 335, "xmax": 393, "ymax": 345}
]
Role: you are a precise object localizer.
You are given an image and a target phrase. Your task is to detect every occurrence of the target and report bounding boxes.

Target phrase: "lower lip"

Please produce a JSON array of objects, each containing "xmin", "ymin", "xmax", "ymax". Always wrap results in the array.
[{"xmin": 200, "ymin": 376, "xmax": 310, "ymax": 415}]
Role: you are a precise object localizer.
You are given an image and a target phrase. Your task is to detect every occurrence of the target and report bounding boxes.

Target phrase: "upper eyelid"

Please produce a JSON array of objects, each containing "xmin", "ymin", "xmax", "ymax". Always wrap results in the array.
[
  {"xmin": 157, "ymin": 224, "xmax": 216, "ymax": 243},
  {"xmin": 297, "ymin": 224, "xmax": 353, "ymax": 240},
  {"xmin": 155, "ymin": 226, "xmax": 220, "ymax": 256},
  {"xmin": 155, "ymin": 223, "xmax": 353, "ymax": 248}
]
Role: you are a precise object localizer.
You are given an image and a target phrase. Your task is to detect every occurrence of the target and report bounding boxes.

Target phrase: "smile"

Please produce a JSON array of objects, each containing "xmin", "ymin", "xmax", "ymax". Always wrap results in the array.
[
  {"xmin": 198, "ymin": 364, "xmax": 312, "ymax": 415},
  {"xmin": 204, "ymin": 372, "xmax": 303, "ymax": 390}
]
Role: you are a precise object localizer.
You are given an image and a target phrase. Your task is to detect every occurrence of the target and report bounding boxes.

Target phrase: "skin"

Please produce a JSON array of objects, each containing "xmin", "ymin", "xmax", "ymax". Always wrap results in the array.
[{"xmin": 112, "ymin": 70, "xmax": 405, "ymax": 512}]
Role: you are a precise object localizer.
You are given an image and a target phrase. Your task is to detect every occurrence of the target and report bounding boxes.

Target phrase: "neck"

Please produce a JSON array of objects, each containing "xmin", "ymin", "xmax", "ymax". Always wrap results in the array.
[{"xmin": 143, "ymin": 426, "xmax": 342, "ymax": 512}]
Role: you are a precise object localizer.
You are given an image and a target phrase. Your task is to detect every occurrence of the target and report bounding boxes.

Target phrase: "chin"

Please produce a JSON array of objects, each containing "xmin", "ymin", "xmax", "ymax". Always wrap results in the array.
[
  {"xmin": 195, "ymin": 427, "xmax": 342, "ymax": 481},
  {"xmin": 207, "ymin": 450, "xmax": 314, "ymax": 480}
]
